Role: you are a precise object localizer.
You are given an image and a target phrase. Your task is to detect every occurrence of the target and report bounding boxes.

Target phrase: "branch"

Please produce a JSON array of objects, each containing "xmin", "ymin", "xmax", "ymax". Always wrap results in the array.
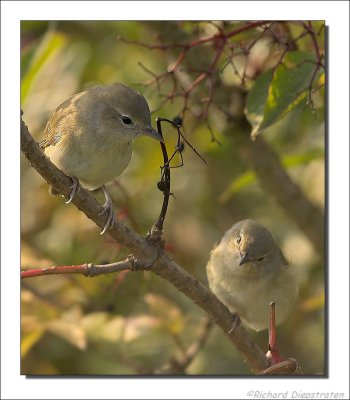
[
  {"xmin": 21, "ymin": 116, "xmax": 269, "ymax": 373},
  {"xmin": 21, "ymin": 259, "xmax": 133, "ymax": 279},
  {"xmin": 152, "ymin": 118, "xmax": 171, "ymax": 232},
  {"xmin": 118, "ymin": 21, "xmax": 270, "ymax": 52},
  {"xmin": 257, "ymin": 358, "xmax": 303, "ymax": 375},
  {"xmin": 131, "ymin": 21, "xmax": 273, "ymax": 127},
  {"xmin": 300, "ymin": 21, "xmax": 324, "ymax": 66}
]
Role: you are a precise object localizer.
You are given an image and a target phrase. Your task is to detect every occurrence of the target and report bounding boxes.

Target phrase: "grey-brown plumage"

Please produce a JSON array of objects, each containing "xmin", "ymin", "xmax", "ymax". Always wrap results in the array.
[
  {"xmin": 40, "ymin": 83, "xmax": 163, "ymax": 234},
  {"xmin": 40, "ymin": 83, "xmax": 161, "ymax": 190},
  {"xmin": 206, "ymin": 219, "xmax": 298, "ymax": 331}
]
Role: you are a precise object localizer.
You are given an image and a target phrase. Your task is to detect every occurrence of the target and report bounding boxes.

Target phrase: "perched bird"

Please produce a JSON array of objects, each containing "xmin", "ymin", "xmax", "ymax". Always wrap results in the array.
[
  {"xmin": 40, "ymin": 83, "xmax": 163, "ymax": 234},
  {"xmin": 206, "ymin": 219, "xmax": 298, "ymax": 331}
]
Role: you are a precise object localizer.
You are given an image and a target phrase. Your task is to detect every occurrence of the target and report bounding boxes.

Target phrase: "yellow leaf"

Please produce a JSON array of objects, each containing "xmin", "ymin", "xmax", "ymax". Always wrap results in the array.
[
  {"xmin": 318, "ymin": 72, "xmax": 325, "ymax": 86},
  {"xmin": 21, "ymin": 329, "xmax": 45, "ymax": 357}
]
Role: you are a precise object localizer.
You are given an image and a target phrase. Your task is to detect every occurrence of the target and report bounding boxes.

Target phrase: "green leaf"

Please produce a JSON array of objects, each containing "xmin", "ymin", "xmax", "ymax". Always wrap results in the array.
[
  {"xmin": 245, "ymin": 69, "xmax": 274, "ymax": 132},
  {"xmin": 21, "ymin": 30, "xmax": 66, "ymax": 104},
  {"xmin": 245, "ymin": 51, "xmax": 320, "ymax": 137}
]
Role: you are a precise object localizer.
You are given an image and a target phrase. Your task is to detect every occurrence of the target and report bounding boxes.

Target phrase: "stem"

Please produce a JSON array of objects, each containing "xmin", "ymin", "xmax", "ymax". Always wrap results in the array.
[{"xmin": 154, "ymin": 118, "xmax": 171, "ymax": 231}]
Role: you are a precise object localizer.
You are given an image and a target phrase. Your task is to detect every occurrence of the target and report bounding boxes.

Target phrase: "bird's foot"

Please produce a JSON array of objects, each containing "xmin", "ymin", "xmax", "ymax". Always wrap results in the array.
[
  {"xmin": 99, "ymin": 185, "xmax": 116, "ymax": 235},
  {"xmin": 227, "ymin": 312, "xmax": 241, "ymax": 334},
  {"xmin": 65, "ymin": 176, "xmax": 80, "ymax": 204}
]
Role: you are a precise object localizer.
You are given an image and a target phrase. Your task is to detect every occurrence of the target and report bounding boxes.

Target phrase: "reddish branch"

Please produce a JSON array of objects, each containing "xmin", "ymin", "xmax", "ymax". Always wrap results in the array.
[
  {"xmin": 21, "ymin": 259, "xmax": 133, "ymax": 279},
  {"xmin": 121, "ymin": 21, "xmax": 275, "ymax": 127},
  {"xmin": 119, "ymin": 21, "xmax": 270, "ymax": 52},
  {"xmin": 300, "ymin": 21, "xmax": 324, "ymax": 66},
  {"xmin": 185, "ymin": 34, "xmax": 226, "ymax": 94},
  {"xmin": 125, "ymin": 20, "xmax": 324, "ymax": 141},
  {"xmin": 297, "ymin": 21, "xmax": 325, "ymax": 110}
]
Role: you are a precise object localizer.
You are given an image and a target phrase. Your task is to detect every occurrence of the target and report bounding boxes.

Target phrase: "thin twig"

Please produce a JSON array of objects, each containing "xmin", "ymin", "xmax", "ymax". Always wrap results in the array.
[
  {"xmin": 129, "ymin": 21, "xmax": 273, "ymax": 123},
  {"xmin": 21, "ymin": 259, "xmax": 134, "ymax": 279},
  {"xmin": 118, "ymin": 21, "xmax": 270, "ymax": 53},
  {"xmin": 157, "ymin": 117, "xmax": 208, "ymax": 165},
  {"xmin": 152, "ymin": 118, "xmax": 171, "ymax": 232}
]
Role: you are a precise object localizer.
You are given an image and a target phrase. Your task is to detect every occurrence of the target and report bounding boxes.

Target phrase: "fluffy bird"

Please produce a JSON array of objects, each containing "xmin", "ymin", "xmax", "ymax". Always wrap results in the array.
[
  {"xmin": 40, "ymin": 83, "xmax": 163, "ymax": 234},
  {"xmin": 206, "ymin": 219, "xmax": 298, "ymax": 331}
]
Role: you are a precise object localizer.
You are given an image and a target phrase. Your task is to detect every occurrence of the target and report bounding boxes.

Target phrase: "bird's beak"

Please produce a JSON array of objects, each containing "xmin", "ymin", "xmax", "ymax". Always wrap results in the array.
[
  {"xmin": 239, "ymin": 251, "xmax": 250, "ymax": 266},
  {"xmin": 141, "ymin": 127, "xmax": 164, "ymax": 143}
]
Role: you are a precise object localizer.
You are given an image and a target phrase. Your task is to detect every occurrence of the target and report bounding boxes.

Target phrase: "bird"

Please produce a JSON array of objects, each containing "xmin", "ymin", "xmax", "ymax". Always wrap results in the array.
[
  {"xmin": 206, "ymin": 219, "xmax": 298, "ymax": 331},
  {"xmin": 40, "ymin": 83, "xmax": 163, "ymax": 234}
]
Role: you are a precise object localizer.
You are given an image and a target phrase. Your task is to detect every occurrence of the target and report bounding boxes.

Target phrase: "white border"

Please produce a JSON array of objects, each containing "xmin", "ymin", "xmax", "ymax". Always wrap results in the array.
[{"xmin": 1, "ymin": 1, "xmax": 349, "ymax": 399}]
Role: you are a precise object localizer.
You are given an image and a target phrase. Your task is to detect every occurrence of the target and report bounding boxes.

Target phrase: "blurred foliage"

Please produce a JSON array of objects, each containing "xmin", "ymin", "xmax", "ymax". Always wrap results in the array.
[{"xmin": 21, "ymin": 21, "xmax": 325, "ymax": 375}]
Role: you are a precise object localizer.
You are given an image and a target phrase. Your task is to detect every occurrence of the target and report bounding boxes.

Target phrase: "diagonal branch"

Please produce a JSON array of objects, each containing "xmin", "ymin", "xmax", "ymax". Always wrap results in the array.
[{"xmin": 21, "ymin": 116, "xmax": 269, "ymax": 373}]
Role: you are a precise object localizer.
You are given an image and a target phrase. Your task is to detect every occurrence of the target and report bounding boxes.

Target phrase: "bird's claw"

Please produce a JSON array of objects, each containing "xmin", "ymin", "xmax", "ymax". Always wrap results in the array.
[
  {"xmin": 65, "ymin": 176, "xmax": 80, "ymax": 204},
  {"xmin": 99, "ymin": 200, "xmax": 116, "ymax": 235},
  {"xmin": 99, "ymin": 185, "xmax": 116, "ymax": 235},
  {"xmin": 227, "ymin": 312, "xmax": 241, "ymax": 334}
]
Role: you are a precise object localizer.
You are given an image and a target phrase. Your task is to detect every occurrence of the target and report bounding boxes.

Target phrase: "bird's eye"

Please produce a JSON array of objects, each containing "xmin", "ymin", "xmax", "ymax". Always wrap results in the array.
[
  {"xmin": 236, "ymin": 236, "xmax": 241, "ymax": 244},
  {"xmin": 121, "ymin": 115, "xmax": 133, "ymax": 125}
]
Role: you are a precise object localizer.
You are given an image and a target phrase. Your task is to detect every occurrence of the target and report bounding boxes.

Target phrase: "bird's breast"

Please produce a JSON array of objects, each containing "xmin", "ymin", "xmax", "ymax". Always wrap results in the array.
[{"xmin": 45, "ymin": 134, "xmax": 133, "ymax": 190}]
